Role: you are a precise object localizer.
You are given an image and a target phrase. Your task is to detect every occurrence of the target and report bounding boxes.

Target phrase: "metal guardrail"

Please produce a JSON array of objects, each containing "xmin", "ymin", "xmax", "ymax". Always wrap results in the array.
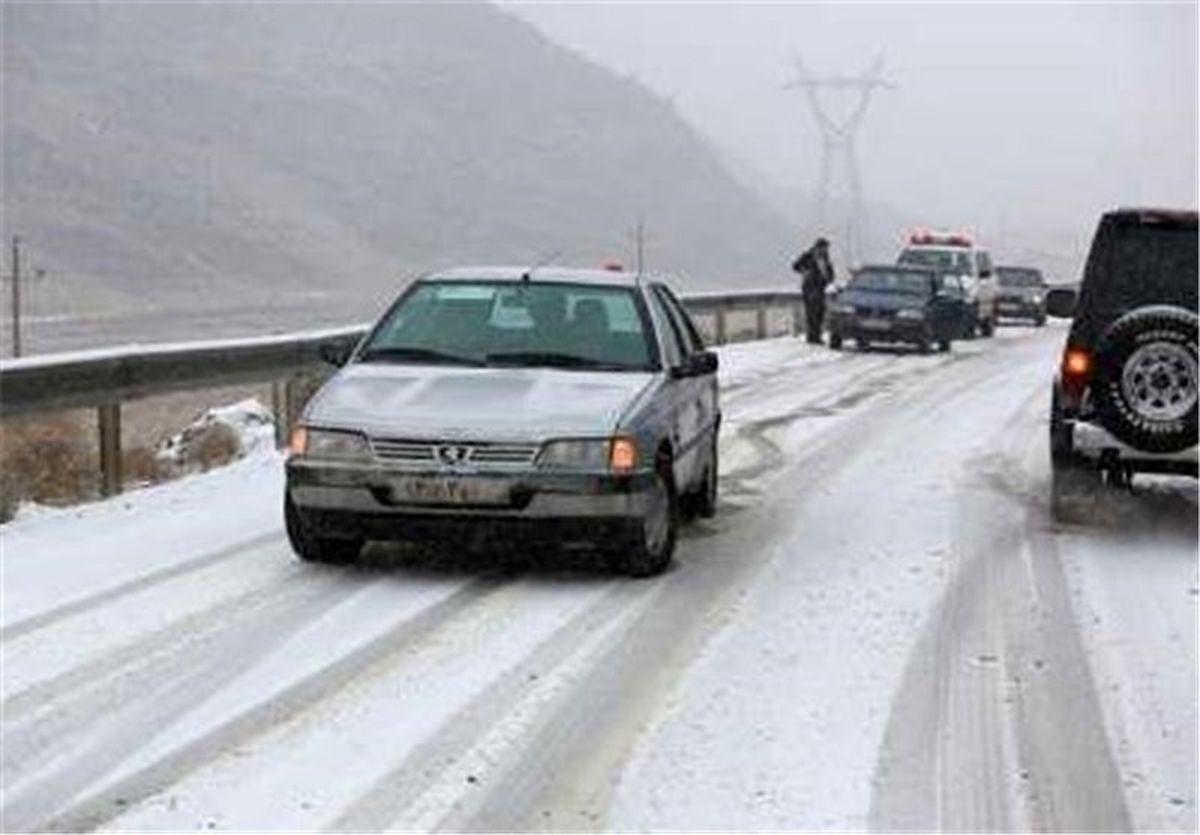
[{"xmin": 0, "ymin": 290, "xmax": 805, "ymax": 496}]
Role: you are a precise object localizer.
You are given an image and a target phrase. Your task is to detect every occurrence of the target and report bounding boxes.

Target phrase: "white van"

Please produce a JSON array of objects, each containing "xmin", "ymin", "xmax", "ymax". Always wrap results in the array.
[{"xmin": 897, "ymin": 231, "xmax": 997, "ymax": 337}]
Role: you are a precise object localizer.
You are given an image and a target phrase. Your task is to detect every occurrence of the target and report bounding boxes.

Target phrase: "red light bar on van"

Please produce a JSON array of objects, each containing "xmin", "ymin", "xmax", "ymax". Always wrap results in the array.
[{"xmin": 908, "ymin": 230, "xmax": 973, "ymax": 247}]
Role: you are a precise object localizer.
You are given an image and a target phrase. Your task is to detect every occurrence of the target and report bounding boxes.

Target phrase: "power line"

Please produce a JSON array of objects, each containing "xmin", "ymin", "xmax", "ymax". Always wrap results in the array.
[{"xmin": 785, "ymin": 55, "xmax": 895, "ymax": 267}]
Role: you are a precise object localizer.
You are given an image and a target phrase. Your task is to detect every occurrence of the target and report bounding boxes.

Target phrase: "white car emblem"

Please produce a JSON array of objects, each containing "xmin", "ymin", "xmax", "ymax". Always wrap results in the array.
[{"xmin": 436, "ymin": 445, "xmax": 471, "ymax": 466}]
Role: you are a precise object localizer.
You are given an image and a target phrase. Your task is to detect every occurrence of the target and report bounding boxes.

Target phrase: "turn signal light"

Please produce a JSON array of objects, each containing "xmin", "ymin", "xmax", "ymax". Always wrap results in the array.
[
  {"xmin": 1063, "ymin": 348, "xmax": 1092, "ymax": 377},
  {"xmin": 288, "ymin": 426, "xmax": 308, "ymax": 456},
  {"xmin": 610, "ymin": 437, "xmax": 639, "ymax": 473}
]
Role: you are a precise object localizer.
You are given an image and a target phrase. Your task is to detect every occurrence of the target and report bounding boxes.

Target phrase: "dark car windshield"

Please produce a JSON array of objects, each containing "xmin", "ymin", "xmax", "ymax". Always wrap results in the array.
[
  {"xmin": 849, "ymin": 270, "xmax": 933, "ymax": 295},
  {"xmin": 359, "ymin": 280, "xmax": 657, "ymax": 371},
  {"xmin": 996, "ymin": 268, "xmax": 1045, "ymax": 288},
  {"xmin": 898, "ymin": 248, "xmax": 972, "ymax": 273}
]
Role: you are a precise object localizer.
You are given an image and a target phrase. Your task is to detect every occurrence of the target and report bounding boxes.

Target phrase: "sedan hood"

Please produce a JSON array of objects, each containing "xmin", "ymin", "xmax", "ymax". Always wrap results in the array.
[{"xmin": 306, "ymin": 363, "xmax": 655, "ymax": 441}]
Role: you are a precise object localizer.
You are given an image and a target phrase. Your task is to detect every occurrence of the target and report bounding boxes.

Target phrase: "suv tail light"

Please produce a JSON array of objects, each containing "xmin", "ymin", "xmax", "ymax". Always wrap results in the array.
[{"xmin": 1060, "ymin": 347, "xmax": 1093, "ymax": 403}]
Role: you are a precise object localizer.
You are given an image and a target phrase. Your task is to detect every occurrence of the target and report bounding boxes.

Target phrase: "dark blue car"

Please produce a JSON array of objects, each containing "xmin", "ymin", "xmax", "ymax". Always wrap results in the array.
[{"xmin": 827, "ymin": 265, "xmax": 971, "ymax": 353}]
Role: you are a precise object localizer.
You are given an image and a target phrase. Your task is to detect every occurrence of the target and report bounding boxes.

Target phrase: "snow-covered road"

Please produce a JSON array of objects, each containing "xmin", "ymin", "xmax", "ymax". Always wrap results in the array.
[{"xmin": 2, "ymin": 325, "xmax": 1195, "ymax": 831}]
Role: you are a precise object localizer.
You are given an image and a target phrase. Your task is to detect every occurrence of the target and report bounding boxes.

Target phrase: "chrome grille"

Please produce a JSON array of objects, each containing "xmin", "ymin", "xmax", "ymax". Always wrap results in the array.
[{"xmin": 369, "ymin": 437, "xmax": 538, "ymax": 468}]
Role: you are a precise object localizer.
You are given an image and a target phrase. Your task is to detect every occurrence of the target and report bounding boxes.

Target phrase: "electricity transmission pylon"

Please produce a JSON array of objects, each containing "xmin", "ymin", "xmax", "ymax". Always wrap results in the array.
[{"xmin": 785, "ymin": 55, "xmax": 894, "ymax": 266}]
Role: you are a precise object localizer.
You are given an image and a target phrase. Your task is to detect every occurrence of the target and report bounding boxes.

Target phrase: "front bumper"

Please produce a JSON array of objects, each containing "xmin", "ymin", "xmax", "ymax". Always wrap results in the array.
[
  {"xmin": 995, "ymin": 298, "xmax": 1044, "ymax": 319},
  {"xmin": 286, "ymin": 458, "xmax": 657, "ymax": 541},
  {"xmin": 830, "ymin": 314, "xmax": 927, "ymax": 343}
]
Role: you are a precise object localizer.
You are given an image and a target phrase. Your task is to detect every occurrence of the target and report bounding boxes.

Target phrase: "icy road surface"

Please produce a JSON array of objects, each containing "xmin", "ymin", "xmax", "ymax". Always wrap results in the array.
[{"xmin": 2, "ymin": 325, "xmax": 1195, "ymax": 831}]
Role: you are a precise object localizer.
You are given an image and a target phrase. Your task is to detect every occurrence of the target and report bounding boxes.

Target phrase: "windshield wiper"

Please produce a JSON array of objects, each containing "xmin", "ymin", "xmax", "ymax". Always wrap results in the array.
[
  {"xmin": 357, "ymin": 346, "xmax": 484, "ymax": 366},
  {"xmin": 485, "ymin": 351, "xmax": 635, "ymax": 371}
]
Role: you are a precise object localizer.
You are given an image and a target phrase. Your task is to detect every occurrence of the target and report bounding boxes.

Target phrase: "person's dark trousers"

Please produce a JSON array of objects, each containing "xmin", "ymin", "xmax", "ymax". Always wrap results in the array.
[{"xmin": 804, "ymin": 293, "xmax": 825, "ymax": 344}]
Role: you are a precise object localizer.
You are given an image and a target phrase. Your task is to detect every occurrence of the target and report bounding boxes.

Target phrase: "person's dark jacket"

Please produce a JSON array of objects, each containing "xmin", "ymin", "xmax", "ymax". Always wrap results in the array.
[{"xmin": 792, "ymin": 246, "xmax": 834, "ymax": 297}]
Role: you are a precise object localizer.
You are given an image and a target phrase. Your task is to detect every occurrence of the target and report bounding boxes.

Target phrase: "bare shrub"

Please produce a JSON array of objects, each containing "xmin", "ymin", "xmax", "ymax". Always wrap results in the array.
[{"xmin": 0, "ymin": 413, "xmax": 97, "ymax": 521}]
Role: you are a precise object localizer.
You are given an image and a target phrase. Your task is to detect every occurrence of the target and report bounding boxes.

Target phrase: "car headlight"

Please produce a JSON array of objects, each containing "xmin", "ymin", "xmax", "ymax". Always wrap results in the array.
[
  {"xmin": 1031, "ymin": 293, "xmax": 1044, "ymax": 304},
  {"xmin": 538, "ymin": 437, "xmax": 640, "ymax": 473},
  {"xmin": 896, "ymin": 308, "xmax": 926, "ymax": 320},
  {"xmin": 290, "ymin": 427, "xmax": 372, "ymax": 460}
]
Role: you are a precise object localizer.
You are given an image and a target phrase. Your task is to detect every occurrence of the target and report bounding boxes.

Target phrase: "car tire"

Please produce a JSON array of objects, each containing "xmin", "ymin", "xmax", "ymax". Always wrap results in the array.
[
  {"xmin": 1091, "ymin": 306, "xmax": 1199, "ymax": 454},
  {"xmin": 979, "ymin": 316, "xmax": 995, "ymax": 338},
  {"xmin": 858, "ymin": 338, "xmax": 872, "ymax": 352},
  {"xmin": 916, "ymin": 328, "xmax": 932, "ymax": 354},
  {"xmin": 1034, "ymin": 314, "xmax": 1046, "ymax": 327},
  {"xmin": 285, "ymin": 494, "xmax": 362, "ymax": 564},
  {"xmin": 829, "ymin": 332, "xmax": 843, "ymax": 350},
  {"xmin": 694, "ymin": 435, "xmax": 718, "ymax": 519},
  {"xmin": 938, "ymin": 338, "xmax": 951, "ymax": 353},
  {"xmin": 618, "ymin": 456, "xmax": 678, "ymax": 578}
]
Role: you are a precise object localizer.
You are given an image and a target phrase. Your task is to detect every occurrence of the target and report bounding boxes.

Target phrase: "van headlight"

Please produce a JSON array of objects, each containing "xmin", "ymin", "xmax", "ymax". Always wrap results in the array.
[
  {"xmin": 897, "ymin": 308, "xmax": 926, "ymax": 320},
  {"xmin": 291, "ymin": 427, "xmax": 372, "ymax": 460}
]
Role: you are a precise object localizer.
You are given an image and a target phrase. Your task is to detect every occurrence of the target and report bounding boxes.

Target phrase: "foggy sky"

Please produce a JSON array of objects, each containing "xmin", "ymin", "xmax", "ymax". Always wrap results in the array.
[{"xmin": 503, "ymin": 1, "xmax": 1198, "ymax": 269}]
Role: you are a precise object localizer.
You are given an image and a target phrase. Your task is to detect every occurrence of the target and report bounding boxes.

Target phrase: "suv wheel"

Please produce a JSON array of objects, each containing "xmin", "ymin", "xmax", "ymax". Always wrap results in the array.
[
  {"xmin": 285, "ymin": 494, "xmax": 363, "ymax": 564},
  {"xmin": 829, "ymin": 332, "xmax": 843, "ymax": 350},
  {"xmin": 618, "ymin": 457, "xmax": 678, "ymax": 577},
  {"xmin": 979, "ymin": 316, "xmax": 995, "ymax": 338},
  {"xmin": 1092, "ymin": 306, "xmax": 1198, "ymax": 454}
]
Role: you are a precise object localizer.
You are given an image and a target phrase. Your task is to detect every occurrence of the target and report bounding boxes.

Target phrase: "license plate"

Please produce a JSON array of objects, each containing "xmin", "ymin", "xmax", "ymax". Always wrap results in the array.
[
  {"xmin": 860, "ymin": 317, "xmax": 892, "ymax": 331},
  {"xmin": 389, "ymin": 476, "xmax": 511, "ymax": 506}
]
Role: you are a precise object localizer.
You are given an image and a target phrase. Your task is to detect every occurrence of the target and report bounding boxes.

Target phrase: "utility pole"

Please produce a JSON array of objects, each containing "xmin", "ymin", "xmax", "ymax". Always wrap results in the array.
[
  {"xmin": 9, "ymin": 235, "xmax": 21, "ymax": 358},
  {"xmin": 635, "ymin": 218, "xmax": 645, "ymax": 276},
  {"xmin": 785, "ymin": 55, "xmax": 894, "ymax": 268}
]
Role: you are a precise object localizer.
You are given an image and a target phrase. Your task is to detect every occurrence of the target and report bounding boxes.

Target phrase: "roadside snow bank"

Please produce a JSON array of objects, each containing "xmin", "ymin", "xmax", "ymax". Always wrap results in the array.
[{"xmin": 156, "ymin": 398, "xmax": 276, "ymax": 474}]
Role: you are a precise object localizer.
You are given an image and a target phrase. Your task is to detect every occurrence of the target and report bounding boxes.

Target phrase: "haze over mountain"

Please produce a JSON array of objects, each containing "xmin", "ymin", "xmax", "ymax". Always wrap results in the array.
[{"xmin": 2, "ymin": 2, "xmax": 795, "ymax": 318}]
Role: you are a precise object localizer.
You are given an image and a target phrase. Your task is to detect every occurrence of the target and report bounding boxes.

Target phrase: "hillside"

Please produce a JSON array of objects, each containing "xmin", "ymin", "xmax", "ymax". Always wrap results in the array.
[{"xmin": 1, "ymin": 2, "xmax": 795, "ymax": 319}]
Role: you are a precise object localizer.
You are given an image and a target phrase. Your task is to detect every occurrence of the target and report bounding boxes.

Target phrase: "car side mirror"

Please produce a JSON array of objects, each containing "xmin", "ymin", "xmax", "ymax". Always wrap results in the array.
[
  {"xmin": 1045, "ymin": 287, "xmax": 1077, "ymax": 319},
  {"xmin": 319, "ymin": 341, "xmax": 353, "ymax": 367},
  {"xmin": 672, "ymin": 350, "xmax": 719, "ymax": 379}
]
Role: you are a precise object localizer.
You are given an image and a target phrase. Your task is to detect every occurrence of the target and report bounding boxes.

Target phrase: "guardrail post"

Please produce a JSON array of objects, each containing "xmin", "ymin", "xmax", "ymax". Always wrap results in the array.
[
  {"xmin": 715, "ymin": 310, "xmax": 727, "ymax": 345},
  {"xmin": 282, "ymin": 376, "xmax": 302, "ymax": 446},
  {"xmin": 272, "ymin": 381, "xmax": 288, "ymax": 449},
  {"xmin": 755, "ymin": 306, "xmax": 768, "ymax": 340},
  {"xmin": 792, "ymin": 300, "xmax": 804, "ymax": 336},
  {"xmin": 98, "ymin": 402, "xmax": 122, "ymax": 497}
]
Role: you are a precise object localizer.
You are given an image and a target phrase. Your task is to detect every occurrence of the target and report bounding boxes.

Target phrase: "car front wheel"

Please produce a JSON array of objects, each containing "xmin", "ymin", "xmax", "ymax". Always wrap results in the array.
[{"xmin": 617, "ymin": 460, "xmax": 678, "ymax": 577}]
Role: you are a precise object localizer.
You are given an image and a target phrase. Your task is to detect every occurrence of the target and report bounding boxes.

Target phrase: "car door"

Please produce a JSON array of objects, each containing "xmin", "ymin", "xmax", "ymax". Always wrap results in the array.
[
  {"xmin": 935, "ymin": 273, "xmax": 969, "ymax": 338},
  {"xmin": 651, "ymin": 283, "xmax": 717, "ymax": 492}
]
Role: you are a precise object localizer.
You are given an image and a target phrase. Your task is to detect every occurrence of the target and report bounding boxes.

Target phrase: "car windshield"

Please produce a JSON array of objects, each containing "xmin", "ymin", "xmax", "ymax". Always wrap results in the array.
[
  {"xmin": 359, "ymin": 280, "xmax": 657, "ymax": 371},
  {"xmin": 849, "ymin": 270, "xmax": 932, "ymax": 295},
  {"xmin": 898, "ymin": 248, "xmax": 973, "ymax": 274},
  {"xmin": 996, "ymin": 268, "xmax": 1044, "ymax": 287}
]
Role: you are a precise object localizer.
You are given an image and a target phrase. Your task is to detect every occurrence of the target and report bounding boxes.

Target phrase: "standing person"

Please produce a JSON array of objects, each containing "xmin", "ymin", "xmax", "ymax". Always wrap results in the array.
[{"xmin": 792, "ymin": 237, "xmax": 835, "ymax": 345}]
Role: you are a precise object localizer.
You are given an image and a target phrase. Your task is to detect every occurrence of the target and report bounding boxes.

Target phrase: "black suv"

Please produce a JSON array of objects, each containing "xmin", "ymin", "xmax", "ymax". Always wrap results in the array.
[{"xmin": 1047, "ymin": 208, "xmax": 1198, "ymax": 519}]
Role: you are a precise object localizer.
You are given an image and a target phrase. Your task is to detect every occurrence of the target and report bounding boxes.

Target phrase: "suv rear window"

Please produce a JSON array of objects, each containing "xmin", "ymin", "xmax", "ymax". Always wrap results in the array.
[{"xmin": 1073, "ymin": 213, "xmax": 1199, "ymax": 344}]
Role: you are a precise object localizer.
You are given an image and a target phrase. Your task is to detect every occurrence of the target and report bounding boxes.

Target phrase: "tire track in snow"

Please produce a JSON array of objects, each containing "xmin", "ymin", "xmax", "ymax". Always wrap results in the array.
[
  {"xmin": 37, "ymin": 575, "xmax": 511, "ymax": 833},
  {"xmin": 0, "ymin": 531, "xmax": 284, "ymax": 643},
  {"xmin": 869, "ymin": 367, "xmax": 1131, "ymax": 830},
  {"xmin": 1, "ymin": 568, "xmax": 369, "ymax": 831},
  {"xmin": 327, "ymin": 581, "xmax": 655, "ymax": 831}
]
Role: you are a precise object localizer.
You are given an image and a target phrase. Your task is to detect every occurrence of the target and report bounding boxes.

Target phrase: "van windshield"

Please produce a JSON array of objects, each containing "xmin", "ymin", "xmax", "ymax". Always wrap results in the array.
[
  {"xmin": 898, "ymin": 248, "xmax": 972, "ymax": 274},
  {"xmin": 359, "ymin": 281, "xmax": 657, "ymax": 371}
]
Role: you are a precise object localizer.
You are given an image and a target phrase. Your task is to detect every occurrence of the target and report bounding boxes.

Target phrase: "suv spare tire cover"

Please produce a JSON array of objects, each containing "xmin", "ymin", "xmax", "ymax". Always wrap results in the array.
[{"xmin": 1092, "ymin": 305, "xmax": 1198, "ymax": 453}]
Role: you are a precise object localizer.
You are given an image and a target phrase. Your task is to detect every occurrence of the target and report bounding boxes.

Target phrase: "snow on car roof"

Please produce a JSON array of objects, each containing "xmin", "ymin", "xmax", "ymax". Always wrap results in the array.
[{"xmin": 426, "ymin": 266, "xmax": 661, "ymax": 287}]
